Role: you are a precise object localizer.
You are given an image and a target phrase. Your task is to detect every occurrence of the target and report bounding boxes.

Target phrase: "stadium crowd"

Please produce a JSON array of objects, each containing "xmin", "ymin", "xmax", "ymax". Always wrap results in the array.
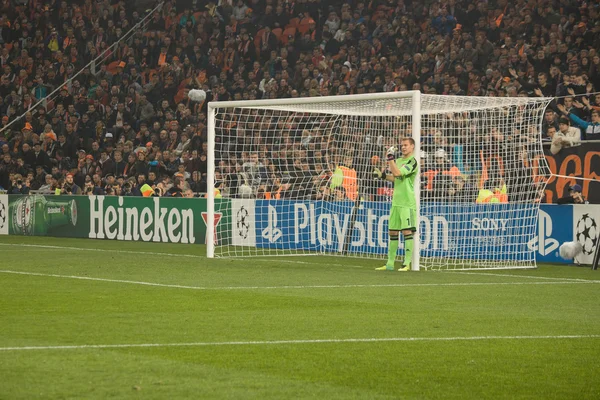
[{"xmin": 0, "ymin": 0, "xmax": 599, "ymax": 202}]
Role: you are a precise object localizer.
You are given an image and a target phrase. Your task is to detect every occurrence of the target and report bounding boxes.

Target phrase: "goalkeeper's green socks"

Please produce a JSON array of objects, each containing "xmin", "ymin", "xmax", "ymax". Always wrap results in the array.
[
  {"xmin": 378, "ymin": 234, "xmax": 411, "ymax": 271},
  {"xmin": 400, "ymin": 233, "xmax": 414, "ymax": 272},
  {"xmin": 386, "ymin": 236, "xmax": 400, "ymax": 269},
  {"xmin": 377, "ymin": 236, "xmax": 399, "ymax": 271}
]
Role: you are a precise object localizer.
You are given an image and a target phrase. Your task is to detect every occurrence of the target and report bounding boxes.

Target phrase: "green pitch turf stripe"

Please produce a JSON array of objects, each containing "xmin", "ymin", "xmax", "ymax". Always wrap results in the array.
[
  {"xmin": 1, "ymin": 335, "xmax": 599, "ymax": 352},
  {"xmin": 0, "ymin": 270, "xmax": 597, "ymax": 291},
  {"xmin": 0, "ymin": 243, "xmax": 205, "ymax": 259},
  {"xmin": 0, "ymin": 243, "xmax": 367, "ymax": 268}
]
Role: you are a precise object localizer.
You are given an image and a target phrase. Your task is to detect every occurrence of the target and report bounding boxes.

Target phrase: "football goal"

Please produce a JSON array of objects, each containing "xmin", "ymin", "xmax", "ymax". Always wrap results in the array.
[{"xmin": 206, "ymin": 91, "xmax": 552, "ymax": 271}]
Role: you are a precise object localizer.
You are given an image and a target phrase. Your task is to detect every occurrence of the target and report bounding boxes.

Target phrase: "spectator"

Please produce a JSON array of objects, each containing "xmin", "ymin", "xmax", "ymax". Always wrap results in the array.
[
  {"xmin": 9, "ymin": 174, "xmax": 30, "ymax": 194},
  {"xmin": 547, "ymin": 126, "xmax": 566, "ymax": 156},
  {"xmin": 243, "ymin": 152, "xmax": 267, "ymax": 190},
  {"xmin": 62, "ymin": 173, "xmax": 82, "ymax": 195},
  {"xmin": 165, "ymin": 176, "xmax": 185, "ymax": 197},
  {"xmin": 566, "ymin": 108, "xmax": 600, "ymax": 140},
  {"xmin": 55, "ymin": 133, "xmax": 75, "ymax": 160},
  {"xmin": 174, "ymin": 132, "xmax": 191, "ymax": 157},
  {"xmin": 29, "ymin": 166, "xmax": 47, "ymax": 190},
  {"xmin": 37, "ymin": 174, "xmax": 54, "ymax": 194},
  {"xmin": 542, "ymin": 109, "xmax": 559, "ymax": 137},
  {"xmin": 132, "ymin": 173, "xmax": 147, "ymax": 197},
  {"xmin": 557, "ymin": 117, "xmax": 582, "ymax": 146},
  {"xmin": 557, "ymin": 184, "xmax": 588, "ymax": 204},
  {"xmin": 423, "ymin": 149, "xmax": 461, "ymax": 199},
  {"xmin": 189, "ymin": 170, "xmax": 206, "ymax": 193},
  {"xmin": 91, "ymin": 174, "xmax": 105, "ymax": 195},
  {"xmin": 98, "ymin": 150, "xmax": 115, "ymax": 177}
]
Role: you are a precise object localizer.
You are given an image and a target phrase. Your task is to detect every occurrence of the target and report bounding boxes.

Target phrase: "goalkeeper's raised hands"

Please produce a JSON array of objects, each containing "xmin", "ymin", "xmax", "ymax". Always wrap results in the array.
[
  {"xmin": 386, "ymin": 146, "xmax": 397, "ymax": 161},
  {"xmin": 373, "ymin": 167, "xmax": 383, "ymax": 180}
]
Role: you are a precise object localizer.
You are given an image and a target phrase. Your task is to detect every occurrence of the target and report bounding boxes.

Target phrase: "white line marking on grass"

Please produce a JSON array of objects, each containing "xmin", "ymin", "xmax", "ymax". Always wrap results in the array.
[
  {"xmin": 0, "ymin": 270, "xmax": 597, "ymax": 291},
  {"xmin": 1, "ymin": 334, "xmax": 599, "ymax": 352},
  {"xmin": 450, "ymin": 271, "xmax": 600, "ymax": 283}
]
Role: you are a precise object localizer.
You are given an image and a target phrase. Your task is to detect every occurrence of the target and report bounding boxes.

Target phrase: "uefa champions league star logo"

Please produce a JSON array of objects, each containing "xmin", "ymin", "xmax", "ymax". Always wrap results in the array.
[
  {"xmin": 236, "ymin": 206, "xmax": 250, "ymax": 239},
  {"xmin": 0, "ymin": 200, "xmax": 6, "ymax": 230},
  {"xmin": 576, "ymin": 214, "xmax": 598, "ymax": 255}
]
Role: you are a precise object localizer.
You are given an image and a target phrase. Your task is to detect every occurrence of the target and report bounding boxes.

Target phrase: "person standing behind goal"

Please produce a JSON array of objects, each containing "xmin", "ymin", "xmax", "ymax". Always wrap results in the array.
[{"xmin": 374, "ymin": 138, "xmax": 418, "ymax": 272}]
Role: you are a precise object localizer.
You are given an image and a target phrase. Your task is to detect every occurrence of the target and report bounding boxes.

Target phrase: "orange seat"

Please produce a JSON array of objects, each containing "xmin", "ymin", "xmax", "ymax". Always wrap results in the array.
[
  {"xmin": 178, "ymin": 77, "xmax": 191, "ymax": 90},
  {"xmin": 300, "ymin": 17, "xmax": 315, "ymax": 25},
  {"xmin": 272, "ymin": 28, "xmax": 282, "ymax": 41},
  {"xmin": 280, "ymin": 27, "xmax": 296, "ymax": 44},
  {"xmin": 298, "ymin": 24, "xmax": 310, "ymax": 35},
  {"xmin": 254, "ymin": 28, "xmax": 265, "ymax": 53},
  {"xmin": 107, "ymin": 61, "xmax": 120, "ymax": 74},
  {"xmin": 288, "ymin": 17, "xmax": 299, "ymax": 28},
  {"xmin": 297, "ymin": 17, "xmax": 314, "ymax": 35},
  {"xmin": 174, "ymin": 88, "xmax": 187, "ymax": 104}
]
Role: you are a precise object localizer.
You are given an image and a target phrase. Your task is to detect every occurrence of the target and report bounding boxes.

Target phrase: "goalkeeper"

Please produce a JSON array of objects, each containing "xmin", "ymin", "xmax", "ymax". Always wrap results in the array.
[{"xmin": 374, "ymin": 138, "xmax": 418, "ymax": 272}]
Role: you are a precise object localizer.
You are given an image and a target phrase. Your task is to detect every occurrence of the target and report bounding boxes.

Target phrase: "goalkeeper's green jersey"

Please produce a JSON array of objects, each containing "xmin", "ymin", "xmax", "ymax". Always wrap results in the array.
[{"xmin": 392, "ymin": 155, "xmax": 418, "ymax": 209}]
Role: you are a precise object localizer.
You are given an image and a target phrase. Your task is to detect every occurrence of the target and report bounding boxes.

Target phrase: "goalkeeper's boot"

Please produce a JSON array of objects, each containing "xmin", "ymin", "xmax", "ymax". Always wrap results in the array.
[
  {"xmin": 375, "ymin": 265, "xmax": 395, "ymax": 271},
  {"xmin": 398, "ymin": 264, "xmax": 411, "ymax": 272}
]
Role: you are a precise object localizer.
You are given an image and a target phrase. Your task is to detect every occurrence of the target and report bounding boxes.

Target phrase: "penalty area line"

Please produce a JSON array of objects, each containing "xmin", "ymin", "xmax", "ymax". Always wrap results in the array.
[
  {"xmin": 1, "ymin": 334, "xmax": 599, "ymax": 352},
  {"xmin": 0, "ymin": 270, "xmax": 597, "ymax": 291}
]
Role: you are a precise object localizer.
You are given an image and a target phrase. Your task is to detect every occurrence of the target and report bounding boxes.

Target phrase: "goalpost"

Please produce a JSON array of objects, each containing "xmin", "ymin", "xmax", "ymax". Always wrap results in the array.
[{"xmin": 207, "ymin": 91, "xmax": 552, "ymax": 271}]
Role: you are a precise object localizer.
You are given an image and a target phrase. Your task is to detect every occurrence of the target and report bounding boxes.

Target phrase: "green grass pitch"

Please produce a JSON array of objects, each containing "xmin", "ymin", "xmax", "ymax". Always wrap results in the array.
[{"xmin": 0, "ymin": 235, "xmax": 599, "ymax": 399}]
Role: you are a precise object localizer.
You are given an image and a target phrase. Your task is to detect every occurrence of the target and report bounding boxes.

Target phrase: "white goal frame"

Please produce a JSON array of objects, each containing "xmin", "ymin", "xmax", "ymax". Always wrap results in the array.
[
  {"xmin": 207, "ymin": 91, "xmax": 422, "ymax": 269},
  {"xmin": 207, "ymin": 91, "xmax": 552, "ymax": 271}
]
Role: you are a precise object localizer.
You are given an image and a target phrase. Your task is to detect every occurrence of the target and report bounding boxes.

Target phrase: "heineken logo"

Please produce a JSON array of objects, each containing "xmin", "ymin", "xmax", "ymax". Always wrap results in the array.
[
  {"xmin": 9, "ymin": 195, "xmax": 75, "ymax": 236},
  {"xmin": 13, "ymin": 196, "xmax": 34, "ymax": 235},
  {"xmin": 88, "ymin": 196, "xmax": 196, "ymax": 244},
  {"xmin": 201, "ymin": 212, "xmax": 222, "ymax": 245}
]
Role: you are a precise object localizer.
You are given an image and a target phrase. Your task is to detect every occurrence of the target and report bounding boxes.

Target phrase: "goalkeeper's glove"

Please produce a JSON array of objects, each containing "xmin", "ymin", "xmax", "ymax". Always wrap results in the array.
[
  {"xmin": 373, "ymin": 168, "xmax": 383, "ymax": 180},
  {"xmin": 386, "ymin": 146, "xmax": 397, "ymax": 161}
]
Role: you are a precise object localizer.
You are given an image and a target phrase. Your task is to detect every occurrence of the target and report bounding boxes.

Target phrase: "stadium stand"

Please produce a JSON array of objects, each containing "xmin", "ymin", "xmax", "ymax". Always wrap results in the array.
[{"xmin": 0, "ymin": 0, "xmax": 598, "ymax": 201}]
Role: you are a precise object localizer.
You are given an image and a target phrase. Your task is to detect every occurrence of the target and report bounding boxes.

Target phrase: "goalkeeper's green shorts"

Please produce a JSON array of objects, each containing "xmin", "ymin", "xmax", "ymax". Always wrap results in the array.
[{"xmin": 389, "ymin": 205, "xmax": 417, "ymax": 232}]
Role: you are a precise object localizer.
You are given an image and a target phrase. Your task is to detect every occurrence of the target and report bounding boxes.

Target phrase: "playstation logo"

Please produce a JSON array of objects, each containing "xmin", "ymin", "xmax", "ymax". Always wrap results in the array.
[
  {"xmin": 528, "ymin": 210, "xmax": 559, "ymax": 256},
  {"xmin": 262, "ymin": 205, "xmax": 282, "ymax": 243}
]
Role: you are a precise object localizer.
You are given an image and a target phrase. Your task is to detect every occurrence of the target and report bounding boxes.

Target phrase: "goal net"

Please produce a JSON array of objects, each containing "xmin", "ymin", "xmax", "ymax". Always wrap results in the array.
[{"xmin": 207, "ymin": 91, "xmax": 552, "ymax": 271}]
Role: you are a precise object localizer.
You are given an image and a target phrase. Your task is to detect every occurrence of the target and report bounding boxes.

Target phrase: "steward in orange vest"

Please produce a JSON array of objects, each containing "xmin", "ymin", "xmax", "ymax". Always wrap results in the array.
[{"xmin": 330, "ymin": 156, "xmax": 358, "ymax": 201}]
